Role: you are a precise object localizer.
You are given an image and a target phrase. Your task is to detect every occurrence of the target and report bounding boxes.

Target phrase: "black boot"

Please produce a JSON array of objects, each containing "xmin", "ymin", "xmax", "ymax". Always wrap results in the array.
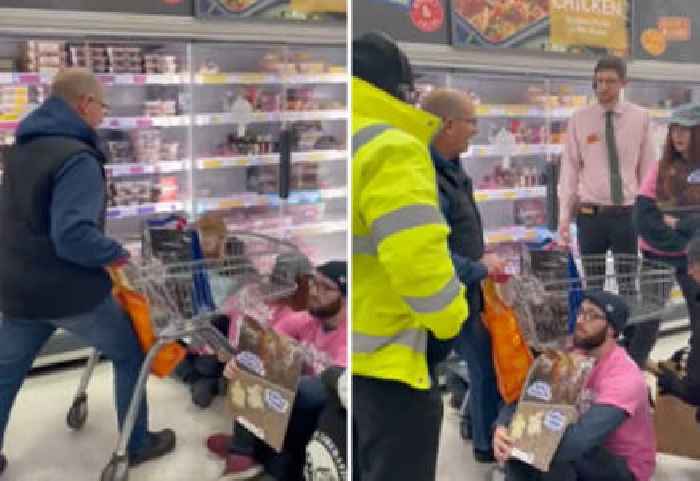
[
  {"xmin": 0, "ymin": 453, "xmax": 6, "ymax": 475},
  {"xmin": 129, "ymin": 429, "xmax": 176, "ymax": 467}
]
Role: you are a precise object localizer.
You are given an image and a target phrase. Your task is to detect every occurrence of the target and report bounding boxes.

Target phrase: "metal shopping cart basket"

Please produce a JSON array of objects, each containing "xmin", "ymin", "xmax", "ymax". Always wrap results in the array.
[
  {"xmin": 66, "ymin": 231, "xmax": 302, "ymax": 481},
  {"xmin": 509, "ymin": 253, "xmax": 677, "ymax": 349}
]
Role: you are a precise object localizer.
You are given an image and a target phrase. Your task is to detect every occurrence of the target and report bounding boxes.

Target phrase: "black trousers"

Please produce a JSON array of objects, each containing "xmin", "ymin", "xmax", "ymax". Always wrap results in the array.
[
  {"xmin": 353, "ymin": 375, "xmax": 443, "ymax": 481},
  {"xmin": 506, "ymin": 445, "xmax": 635, "ymax": 481},
  {"xmin": 576, "ymin": 210, "xmax": 656, "ymax": 366}
]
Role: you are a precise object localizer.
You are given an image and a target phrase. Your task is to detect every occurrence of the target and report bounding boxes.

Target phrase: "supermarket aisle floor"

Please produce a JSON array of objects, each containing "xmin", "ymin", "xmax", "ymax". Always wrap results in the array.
[
  {"xmin": 437, "ymin": 331, "xmax": 700, "ymax": 481},
  {"xmin": 5, "ymin": 363, "xmax": 230, "ymax": 481}
]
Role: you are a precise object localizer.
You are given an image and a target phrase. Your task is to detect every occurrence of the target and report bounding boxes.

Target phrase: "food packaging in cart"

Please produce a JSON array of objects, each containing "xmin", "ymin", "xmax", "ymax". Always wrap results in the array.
[{"xmin": 508, "ymin": 350, "xmax": 595, "ymax": 472}]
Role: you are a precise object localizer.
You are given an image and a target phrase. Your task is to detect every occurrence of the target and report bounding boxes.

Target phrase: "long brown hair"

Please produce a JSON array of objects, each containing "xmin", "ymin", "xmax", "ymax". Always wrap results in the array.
[{"xmin": 656, "ymin": 124, "xmax": 700, "ymax": 208}]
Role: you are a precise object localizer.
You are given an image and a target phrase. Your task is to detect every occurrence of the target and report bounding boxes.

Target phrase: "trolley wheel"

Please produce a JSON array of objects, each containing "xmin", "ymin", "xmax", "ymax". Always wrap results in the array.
[
  {"xmin": 67, "ymin": 393, "xmax": 88, "ymax": 430},
  {"xmin": 100, "ymin": 455, "xmax": 129, "ymax": 481}
]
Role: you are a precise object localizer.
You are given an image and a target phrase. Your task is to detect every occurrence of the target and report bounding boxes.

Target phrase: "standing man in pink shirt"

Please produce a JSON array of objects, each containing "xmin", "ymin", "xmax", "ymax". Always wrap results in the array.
[{"xmin": 557, "ymin": 56, "xmax": 658, "ymax": 367}]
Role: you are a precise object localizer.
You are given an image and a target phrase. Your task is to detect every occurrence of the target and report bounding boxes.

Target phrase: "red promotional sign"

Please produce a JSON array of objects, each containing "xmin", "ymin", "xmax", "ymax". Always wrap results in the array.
[{"xmin": 410, "ymin": 0, "xmax": 444, "ymax": 33}]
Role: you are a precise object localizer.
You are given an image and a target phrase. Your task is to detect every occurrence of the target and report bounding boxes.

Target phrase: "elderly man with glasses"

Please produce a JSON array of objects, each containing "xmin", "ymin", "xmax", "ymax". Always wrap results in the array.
[
  {"xmin": 421, "ymin": 88, "xmax": 507, "ymax": 463},
  {"xmin": 493, "ymin": 290, "xmax": 656, "ymax": 481}
]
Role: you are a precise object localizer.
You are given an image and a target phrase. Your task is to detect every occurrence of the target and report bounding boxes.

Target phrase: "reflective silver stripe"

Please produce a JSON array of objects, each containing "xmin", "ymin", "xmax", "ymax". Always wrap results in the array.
[
  {"xmin": 353, "ymin": 235, "xmax": 374, "ymax": 255},
  {"xmin": 372, "ymin": 204, "xmax": 445, "ymax": 247},
  {"xmin": 352, "ymin": 124, "xmax": 392, "ymax": 156},
  {"xmin": 353, "ymin": 328, "xmax": 428, "ymax": 354},
  {"xmin": 404, "ymin": 275, "xmax": 461, "ymax": 314}
]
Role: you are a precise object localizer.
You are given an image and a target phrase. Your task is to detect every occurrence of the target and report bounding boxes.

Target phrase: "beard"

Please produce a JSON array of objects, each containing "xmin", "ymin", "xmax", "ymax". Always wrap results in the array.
[
  {"xmin": 573, "ymin": 325, "xmax": 608, "ymax": 351},
  {"xmin": 309, "ymin": 297, "xmax": 342, "ymax": 321}
]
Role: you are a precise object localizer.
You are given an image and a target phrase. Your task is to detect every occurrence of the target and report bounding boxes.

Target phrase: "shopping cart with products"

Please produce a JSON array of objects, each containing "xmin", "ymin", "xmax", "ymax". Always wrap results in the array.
[
  {"xmin": 65, "ymin": 230, "xmax": 302, "ymax": 481},
  {"xmin": 504, "ymin": 252, "xmax": 677, "ymax": 349}
]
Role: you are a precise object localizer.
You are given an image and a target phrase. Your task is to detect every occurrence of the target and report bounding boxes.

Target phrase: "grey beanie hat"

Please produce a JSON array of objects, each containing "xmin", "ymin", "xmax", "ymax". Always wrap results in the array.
[{"xmin": 670, "ymin": 103, "xmax": 700, "ymax": 128}]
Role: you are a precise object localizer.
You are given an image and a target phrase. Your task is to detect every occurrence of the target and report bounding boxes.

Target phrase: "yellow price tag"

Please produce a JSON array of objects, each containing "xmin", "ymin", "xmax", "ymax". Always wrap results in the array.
[
  {"xmin": 238, "ymin": 73, "xmax": 268, "ymax": 83},
  {"xmin": 220, "ymin": 199, "xmax": 244, "ymax": 209},
  {"xmin": 202, "ymin": 159, "xmax": 222, "ymax": 169},
  {"xmin": 504, "ymin": 191, "xmax": 518, "ymax": 200},
  {"xmin": 474, "ymin": 193, "xmax": 487, "ymax": 203},
  {"xmin": 505, "ymin": 105, "xmax": 529, "ymax": 116},
  {"xmin": 200, "ymin": 73, "xmax": 228, "ymax": 85}
]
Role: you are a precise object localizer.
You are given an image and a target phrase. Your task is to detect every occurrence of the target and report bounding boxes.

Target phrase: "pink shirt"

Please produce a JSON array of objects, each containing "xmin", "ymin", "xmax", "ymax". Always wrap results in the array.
[
  {"xmin": 558, "ymin": 102, "xmax": 657, "ymax": 225},
  {"xmin": 583, "ymin": 345, "xmax": 656, "ymax": 481},
  {"xmin": 637, "ymin": 163, "xmax": 685, "ymax": 256},
  {"xmin": 275, "ymin": 306, "xmax": 348, "ymax": 374}
]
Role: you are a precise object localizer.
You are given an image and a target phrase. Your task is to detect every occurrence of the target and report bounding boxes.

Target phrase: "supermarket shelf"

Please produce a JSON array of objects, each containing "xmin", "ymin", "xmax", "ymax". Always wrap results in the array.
[
  {"xmin": 196, "ymin": 149, "xmax": 346, "ymax": 169},
  {"xmin": 476, "ymin": 105, "xmax": 547, "ymax": 118},
  {"xmin": 195, "ymin": 72, "xmax": 346, "ymax": 85},
  {"xmin": 0, "ymin": 72, "xmax": 188, "ymax": 86},
  {"xmin": 228, "ymin": 219, "xmax": 347, "ymax": 237},
  {"xmin": 484, "ymin": 226, "xmax": 550, "ymax": 245},
  {"xmin": 105, "ymin": 160, "xmax": 187, "ymax": 177},
  {"xmin": 464, "ymin": 144, "xmax": 563, "ymax": 158},
  {"xmin": 649, "ymin": 109, "xmax": 672, "ymax": 120},
  {"xmin": 106, "ymin": 200, "xmax": 185, "ymax": 219},
  {"xmin": 198, "ymin": 187, "xmax": 346, "ymax": 212},
  {"xmin": 102, "ymin": 115, "xmax": 189, "ymax": 129},
  {"xmin": 474, "ymin": 186, "xmax": 547, "ymax": 203},
  {"xmin": 0, "ymin": 115, "xmax": 191, "ymax": 132},
  {"xmin": 195, "ymin": 109, "xmax": 347, "ymax": 126}
]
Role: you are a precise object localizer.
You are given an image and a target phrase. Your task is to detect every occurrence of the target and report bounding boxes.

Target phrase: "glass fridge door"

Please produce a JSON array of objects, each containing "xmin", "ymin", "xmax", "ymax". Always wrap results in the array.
[{"xmin": 192, "ymin": 42, "xmax": 347, "ymax": 264}]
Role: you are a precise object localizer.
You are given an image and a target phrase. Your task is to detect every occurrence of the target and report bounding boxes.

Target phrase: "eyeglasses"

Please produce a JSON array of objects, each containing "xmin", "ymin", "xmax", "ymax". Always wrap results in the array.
[
  {"xmin": 449, "ymin": 117, "xmax": 478, "ymax": 126},
  {"xmin": 577, "ymin": 308, "xmax": 606, "ymax": 322}
]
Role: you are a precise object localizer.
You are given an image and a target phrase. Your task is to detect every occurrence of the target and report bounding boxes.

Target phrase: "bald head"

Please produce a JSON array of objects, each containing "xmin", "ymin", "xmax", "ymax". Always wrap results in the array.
[
  {"xmin": 51, "ymin": 68, "xmax": 103, "ymax": 104},
  {"xmin": 51, "ymin": 68, "xmax": 106, "ymax": 129},
  {"xmin": 421, "ymin": 88, "xmax": 473, "ymax": 120},
  {"xmin": 422, "ymin": 88, "xmax": 478, "ymax": 161}
]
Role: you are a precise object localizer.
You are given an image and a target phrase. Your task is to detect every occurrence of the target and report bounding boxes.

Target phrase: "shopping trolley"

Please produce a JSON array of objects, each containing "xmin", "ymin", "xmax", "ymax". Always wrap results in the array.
[
  {"xmin": 65, "ymin": 231, "xmax": 302, "ymax": 481},
  {"xmin": 510, "ymin": 253, "xmax": 677, "ymax": 349}
]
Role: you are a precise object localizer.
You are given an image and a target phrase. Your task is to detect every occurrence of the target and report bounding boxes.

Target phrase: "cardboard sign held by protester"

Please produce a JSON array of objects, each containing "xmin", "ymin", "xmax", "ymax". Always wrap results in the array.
[
  {"xmin": 226, "ymin": 309, "xmax": 304, "ymax": 452},
  {"xmin": 508, "ymin": 350, "xmax": 594, "ymax": 472}
]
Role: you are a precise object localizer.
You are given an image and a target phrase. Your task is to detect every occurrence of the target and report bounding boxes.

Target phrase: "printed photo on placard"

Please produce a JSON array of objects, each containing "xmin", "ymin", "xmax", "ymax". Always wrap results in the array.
[{"xmin": 228, "ymin": 314, "xmax": 304, "ymax": 451}]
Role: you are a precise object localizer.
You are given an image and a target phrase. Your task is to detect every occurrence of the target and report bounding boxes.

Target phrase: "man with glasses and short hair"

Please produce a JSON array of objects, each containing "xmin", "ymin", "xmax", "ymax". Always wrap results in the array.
[
  {"xmin": 557, "ymin": 56, "xmax": 658, "ymax": 368},
  {"xmin": 422, "ymin": 88, "xmax": 507, "ymax": 463},
  {"xmin": 0, "ymin": 68, "xmax": 176, "ymax": 476},
  {"xmin": 493, "ymin": 291, "xmax": 656, "ymax": 481}
]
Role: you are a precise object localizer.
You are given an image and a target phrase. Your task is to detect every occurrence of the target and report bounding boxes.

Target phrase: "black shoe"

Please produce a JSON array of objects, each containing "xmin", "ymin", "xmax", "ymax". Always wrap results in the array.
[
  {"xmin": 0, "ymin": 453, "xmax": 6, "ymax": 476},
  {"xmin": 474, "ymin": 448, "xmax": 496, "ymax": 464},
  {"xmin": 129, "ymin": 429, "xmax": 176, "ymax": 467},
  {"xmin": 191, "ymin": 378, "xmax": 218, "ymax": 408}
]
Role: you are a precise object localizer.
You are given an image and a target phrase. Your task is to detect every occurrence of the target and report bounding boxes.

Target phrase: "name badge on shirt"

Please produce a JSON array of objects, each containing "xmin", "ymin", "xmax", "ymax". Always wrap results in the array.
[{"xmin": 586, "ymin": 133, "xmax": 600, "ymax": 144}]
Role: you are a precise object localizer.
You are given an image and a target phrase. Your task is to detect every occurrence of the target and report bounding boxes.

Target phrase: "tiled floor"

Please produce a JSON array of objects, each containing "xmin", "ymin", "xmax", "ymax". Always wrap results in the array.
[
  {"xmin": 436, "ymin": 332, "xmax": 700, "ymax": 481},
  {"xmin": 3, "ymin": 332, "xmax": 699, "ymax": 480}
]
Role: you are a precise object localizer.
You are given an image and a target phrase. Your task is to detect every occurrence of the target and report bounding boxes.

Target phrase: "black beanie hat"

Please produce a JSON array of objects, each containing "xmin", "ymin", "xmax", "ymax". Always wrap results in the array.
[
  {"xmin": 352, "ymin": 31, "xmax": 413, "ymax": 102},
  {"xmin": 582, "ymin": 290, "xmax": 629, "ymax": 334},
  {"xmin": 317, "ymin": 261, "xmax": 347, "ymax": 297}
]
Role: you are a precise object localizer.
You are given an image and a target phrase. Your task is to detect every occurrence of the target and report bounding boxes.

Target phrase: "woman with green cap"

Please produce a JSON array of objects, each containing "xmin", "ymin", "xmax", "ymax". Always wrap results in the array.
[{"xmin": 633, "ymin": 102, "xmax": 700, "ymax": 410}]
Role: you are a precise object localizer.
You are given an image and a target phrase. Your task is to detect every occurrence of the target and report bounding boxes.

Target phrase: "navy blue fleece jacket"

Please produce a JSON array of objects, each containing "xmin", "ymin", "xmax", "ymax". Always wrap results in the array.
[{"xmin": 15, "ymin": 96, "xmax": 128, "ymax": 267}]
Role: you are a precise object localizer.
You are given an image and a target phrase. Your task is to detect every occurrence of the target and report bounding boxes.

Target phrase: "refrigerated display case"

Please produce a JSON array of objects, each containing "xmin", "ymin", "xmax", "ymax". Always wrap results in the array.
[
  {"xmin": 409, "ymin": 46, "xmax": 699, "ymax": 325},
  {"xmin": 0, "ymin": 25, "xmax": 346, "ymax": 367}
]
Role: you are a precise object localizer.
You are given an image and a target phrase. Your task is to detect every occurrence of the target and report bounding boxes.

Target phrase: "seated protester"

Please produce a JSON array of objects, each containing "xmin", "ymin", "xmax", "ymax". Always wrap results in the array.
[
  {"xmin": 657, "ymin": 235, "xmax": 700, "ymax": 413},
  {"xmin": 493, "ymin": 291, "xmax": 656, "ymax": 481},
  {"xmin": 304, "ymin": 367, "xmax": 348, "ymax": 481},
  {"xmin": 208, "ymin": 261, "xmax": 348, "ymax": 481}
]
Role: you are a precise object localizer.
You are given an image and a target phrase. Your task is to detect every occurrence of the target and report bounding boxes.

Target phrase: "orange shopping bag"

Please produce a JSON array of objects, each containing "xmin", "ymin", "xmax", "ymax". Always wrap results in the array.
[
  {"xmin": 108, "ymin": 267, "xmax": 186, "ymax": 378},
  {"xmin": 481, "ymin": 278, "xmax": 534, "ymax": 404}
]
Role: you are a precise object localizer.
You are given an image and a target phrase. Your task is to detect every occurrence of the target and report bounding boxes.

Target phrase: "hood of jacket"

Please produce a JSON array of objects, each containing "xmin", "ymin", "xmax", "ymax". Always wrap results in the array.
[
  {"xmin": 16, "ymin": 96, "xmax": 100, "ymax": 151},
  {"xmin": 352, "ymin": 76, "xmax": 441, "ymax": 145}
]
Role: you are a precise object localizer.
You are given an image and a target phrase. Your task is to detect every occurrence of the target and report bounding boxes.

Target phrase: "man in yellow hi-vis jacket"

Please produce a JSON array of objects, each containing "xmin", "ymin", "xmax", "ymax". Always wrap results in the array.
[{"xmin": 352, "ymin": 32, "xmax": 469, "ymax": 481}]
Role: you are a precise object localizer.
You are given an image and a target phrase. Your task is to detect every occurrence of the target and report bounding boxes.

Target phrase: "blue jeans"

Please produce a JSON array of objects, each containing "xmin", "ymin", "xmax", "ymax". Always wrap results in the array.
[
  {"xmin": 455, "ymin": 311, "xmax": 502, "ymax": 452},
  {"xmin": 0, "ymin": 295, "xmax": 149, "ymax": 453}
]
